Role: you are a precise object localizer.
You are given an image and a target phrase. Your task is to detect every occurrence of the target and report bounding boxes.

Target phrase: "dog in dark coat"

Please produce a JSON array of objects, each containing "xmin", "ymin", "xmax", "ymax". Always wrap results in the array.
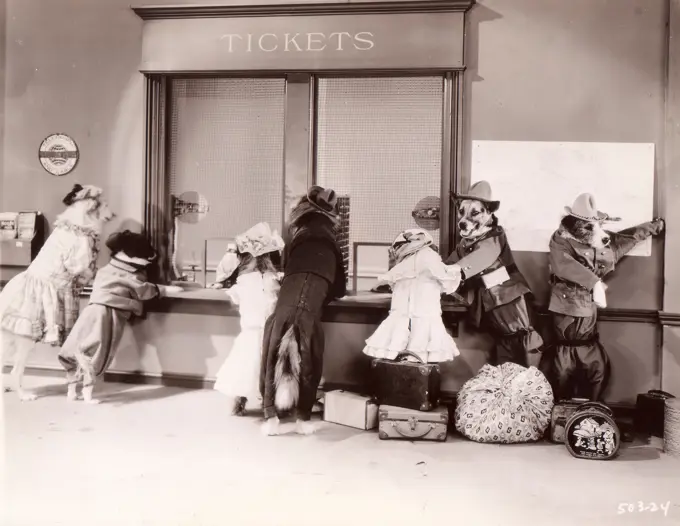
[
  {"xmin": 447, "ymin": 181, "xmax": 544, "ymax": 367},
  {"xmin": 542, "ymin": 193, "xmax": 664, "ymax": 401},
  {"xmin": 260, "ymin": 186, "xmax": 346, "ymax": 436}
]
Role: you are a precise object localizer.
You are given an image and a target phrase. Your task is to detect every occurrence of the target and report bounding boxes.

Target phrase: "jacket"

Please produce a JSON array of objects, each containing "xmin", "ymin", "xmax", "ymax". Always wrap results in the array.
[
  {"xmin": 88, "ymin": 258, "xmax": 160, "ymax": 318},
  {"xmin": 446, "ymin": 226, "xmax": 531, "ymax": 326},
  {"xmin": 283, "ymin": 221, "xmax": 347, "ymax": 301},
  {"xmin": 548, "ymin": 221, "xmax": 663, "ymax": 316}
]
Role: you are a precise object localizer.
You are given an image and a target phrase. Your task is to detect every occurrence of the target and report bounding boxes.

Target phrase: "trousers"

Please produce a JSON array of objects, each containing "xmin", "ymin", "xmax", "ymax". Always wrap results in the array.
[
  {"xmin": 541, "ymin": 304, "xmax": 609, "ymax": 401},
  {"xmin": 260, "ymin": 273, "xmax": 329, "ymax": 421},
  {"xmin": 483, "ymin": 295, "xmax": 544, "ymax": 368}
]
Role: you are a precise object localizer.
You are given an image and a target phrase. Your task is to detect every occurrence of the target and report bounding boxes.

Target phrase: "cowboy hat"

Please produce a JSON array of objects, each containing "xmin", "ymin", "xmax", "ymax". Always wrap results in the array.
[
  {"xmin": 564, "ymin": 193, "xmax": 621, "ymax": 222},
  {"xmin": 451, "ymin": 181, "xmax": 500, "ymax": 211},
  {"xmin": 235, "ymin": 222, "xmax": 284, "ymax": 258}
]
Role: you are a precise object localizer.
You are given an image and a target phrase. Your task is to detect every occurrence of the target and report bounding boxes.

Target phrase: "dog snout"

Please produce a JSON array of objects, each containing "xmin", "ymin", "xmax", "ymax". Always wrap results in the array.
[{"xmin": 458, "ymin": 221, "xmax": 468, "ymax": 231}]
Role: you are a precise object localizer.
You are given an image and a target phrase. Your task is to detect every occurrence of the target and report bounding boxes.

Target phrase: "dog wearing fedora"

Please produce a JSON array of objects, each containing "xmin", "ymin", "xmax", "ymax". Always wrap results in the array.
[
  {"xmin": 0, "ymin": 184, "xmax": 115, "ymax": 401},
  {"xmin": 57, "ymin": 230, "xmax": 183, "ymax": 404},
  {"xmin": 260, "ymin": 186, "xmax": 346, "ymax": 436},
  {"xmin": 447, "ymin": 181, "xmax": 544, "ymax": 368},
  {"xmin": 543, "ymin": 193, "xmax": 664, "ymax": 401}
]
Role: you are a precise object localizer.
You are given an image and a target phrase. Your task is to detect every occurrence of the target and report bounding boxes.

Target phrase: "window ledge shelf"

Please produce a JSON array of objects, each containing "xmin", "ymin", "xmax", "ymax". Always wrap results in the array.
[{"xmin": 79, "ymin": 287, "xmax": 468, "ymax": 324}]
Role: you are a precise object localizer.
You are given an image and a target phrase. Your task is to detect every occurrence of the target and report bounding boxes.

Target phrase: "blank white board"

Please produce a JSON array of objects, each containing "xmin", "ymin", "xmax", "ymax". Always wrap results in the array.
[{"xmin": 470, "ymin": 141, "xmax": 656, "ymax": 257}]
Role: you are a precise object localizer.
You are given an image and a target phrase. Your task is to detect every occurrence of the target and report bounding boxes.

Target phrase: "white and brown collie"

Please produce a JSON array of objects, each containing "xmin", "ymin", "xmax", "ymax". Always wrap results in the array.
[{"xmin": 1, "ymin": 184, "xmax": 114, "ymax": 401}]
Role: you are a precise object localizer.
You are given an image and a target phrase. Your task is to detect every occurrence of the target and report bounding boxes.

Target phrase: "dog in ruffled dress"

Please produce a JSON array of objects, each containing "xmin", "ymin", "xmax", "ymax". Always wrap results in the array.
[
  {"xmin": 57, "ymin": 230, "xmax": 183, "ymax": 404},
  {"xmin": 0, "ymin": 184, "xmax": 114, "ymax": 401},
  {"xmin": 210, "ymin": 222, "xmax": 284, "ymax": 416},
  {"xmin": 363, "ymin": 228, "xmax": 461, "ymax": 363}
]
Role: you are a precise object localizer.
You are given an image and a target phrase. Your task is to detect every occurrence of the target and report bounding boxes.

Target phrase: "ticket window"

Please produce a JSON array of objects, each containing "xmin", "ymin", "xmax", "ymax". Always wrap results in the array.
[
  {"xmin": 168, "ymin": 77, "xmax": 286, "ymax": 284},
  {"xmin": 314, "ymin": 76, "xmax": 445, "ymax": 290}
]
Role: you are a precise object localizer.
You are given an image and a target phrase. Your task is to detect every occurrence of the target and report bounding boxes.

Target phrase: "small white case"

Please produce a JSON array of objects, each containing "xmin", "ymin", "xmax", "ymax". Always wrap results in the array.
[
  {"xmin": 323, "ymin": 390, "xmax": 378, "ymax": 430},
  {"xmin": 481, "ymin": 266, "xmax": 510, "ymax": 289}
]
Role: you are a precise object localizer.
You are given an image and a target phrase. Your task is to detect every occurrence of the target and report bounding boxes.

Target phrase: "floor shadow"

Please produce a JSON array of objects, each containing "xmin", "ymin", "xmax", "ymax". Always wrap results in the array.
[
  {"xmin": 99, "ymin": 384, "xmax": 187, "ymax": 405},
  {"xmin": 616, "ymin": 444, "xmax": 662, "ymax": 462}
]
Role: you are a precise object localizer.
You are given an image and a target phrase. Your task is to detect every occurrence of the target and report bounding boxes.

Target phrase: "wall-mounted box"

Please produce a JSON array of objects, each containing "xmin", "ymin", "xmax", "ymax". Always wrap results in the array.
[{"xmin": 0, "ymin": 212, "xmax": 46, "ymax": 285}]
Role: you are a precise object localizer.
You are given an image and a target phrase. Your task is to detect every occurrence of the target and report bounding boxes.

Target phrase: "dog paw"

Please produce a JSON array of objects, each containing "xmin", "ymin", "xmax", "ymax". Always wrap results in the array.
[
  {"xmin": 83, "ymin": 398, "xmax": 101, "ymax": 405},
  {"xmin": 18, "ymin": 391, "xmax": 38, "ymax": 402},
  {"xmin": 654, "ymin": 218, "xmax": 665, "ymax": 233},
  {"xmin": 232, "ymin": 397, "xmax": 247, "ymax": 416},
  {"xmin": 261, "ymin": 417, "xmax": 281, "ymax": 436},
  {"xmin": 295, "ymin": 420, "xmax": 318, "ymax": 436}
]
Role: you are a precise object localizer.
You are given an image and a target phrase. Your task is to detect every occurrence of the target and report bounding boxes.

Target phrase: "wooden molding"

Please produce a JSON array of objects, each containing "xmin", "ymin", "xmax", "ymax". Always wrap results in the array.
[
  {"xmin": 132, "ymin": 0, "xmax": 476, "ymax": 20},
  {"xmin": 69, "ymin": 287, "xmax": 669, "ymax": 326},
  {"xmin": 597, "ymin": 308, "xmax": 659, "ymax": 324},
  {"xmin": 659, "ymin": 311, "xmax": 680, "ymax": 326}
]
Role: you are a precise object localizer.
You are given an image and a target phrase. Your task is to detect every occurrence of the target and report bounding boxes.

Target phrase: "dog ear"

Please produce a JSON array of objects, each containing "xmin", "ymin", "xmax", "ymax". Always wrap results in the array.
[
  {"xmin": 486, "ymin": 201, "xmax": 500, "ymax": 214},
  {"xmin": 560, "ymin": 215, "xmax": 579, "ymax": 231},
  {"xmin": 62, "ymin": 184, "xmax": 84, "ymax": 206},
  {"xmin": 105, "ymin": 230, "xmax": 132, "ymax": 254}
]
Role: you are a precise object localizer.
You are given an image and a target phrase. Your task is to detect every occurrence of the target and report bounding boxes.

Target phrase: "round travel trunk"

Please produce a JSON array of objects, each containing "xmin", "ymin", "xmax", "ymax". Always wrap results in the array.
[{"xmin": 564, "ymin": 402, "xmax": 620, "ymax": 460}]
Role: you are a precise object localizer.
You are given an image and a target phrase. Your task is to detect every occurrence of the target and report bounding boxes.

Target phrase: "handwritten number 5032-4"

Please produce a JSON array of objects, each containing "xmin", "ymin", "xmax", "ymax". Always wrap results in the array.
[{"xmin": 618, "ymin": 501, "xmax": 670, "ymax": 517}]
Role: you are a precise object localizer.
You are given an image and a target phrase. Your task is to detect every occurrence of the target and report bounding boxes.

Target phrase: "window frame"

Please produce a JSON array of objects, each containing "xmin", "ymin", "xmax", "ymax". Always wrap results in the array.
[{"xmin": 144, "ymin": 70, "xmax": 464, "ymax": 284}]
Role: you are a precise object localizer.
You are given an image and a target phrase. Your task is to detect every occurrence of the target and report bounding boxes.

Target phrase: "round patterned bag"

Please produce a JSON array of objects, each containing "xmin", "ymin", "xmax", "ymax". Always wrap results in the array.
[{"xmin": 455, "ymin": 363, "xmax": 554, "ymax": 444}]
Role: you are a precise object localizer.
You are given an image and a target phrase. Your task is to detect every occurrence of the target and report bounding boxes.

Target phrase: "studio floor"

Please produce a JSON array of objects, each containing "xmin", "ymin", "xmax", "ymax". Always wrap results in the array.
[{"xmin": 1, "ymin": 374, "xmax": 679, "ymax": 526}]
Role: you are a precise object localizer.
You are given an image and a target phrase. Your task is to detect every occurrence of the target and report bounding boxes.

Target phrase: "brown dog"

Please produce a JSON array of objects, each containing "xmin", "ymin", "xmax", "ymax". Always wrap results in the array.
[{"xmin": 448, "ymin": 181, "xmax": 544, "ymax": 367}]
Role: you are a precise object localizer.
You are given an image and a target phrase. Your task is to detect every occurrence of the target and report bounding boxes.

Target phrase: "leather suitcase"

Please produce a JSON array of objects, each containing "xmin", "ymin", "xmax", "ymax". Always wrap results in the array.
[
  {"xmin": 634, "ymin": 390, "xmax": 676, "ymax": 438},
  {"xmin": 371, "ymin": 352, "xmax": 441, "ymax": 412},
  {"xmin": 550, "ymin": 398, "xmax": 589, "ymax": 443},
  {"xmin": 323, "ymin": 390, "xmax": 378, "ymax": 430},
  {"xmin": 378, "ymin": 405, "xmax": 449, "ymax": 442}
]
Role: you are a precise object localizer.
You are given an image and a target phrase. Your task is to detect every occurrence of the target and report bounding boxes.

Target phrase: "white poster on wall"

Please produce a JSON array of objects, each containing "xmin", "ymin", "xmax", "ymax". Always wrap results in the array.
[{"xmin": 470, "ymin": 140, "xmax": 656, "ymax": 256}]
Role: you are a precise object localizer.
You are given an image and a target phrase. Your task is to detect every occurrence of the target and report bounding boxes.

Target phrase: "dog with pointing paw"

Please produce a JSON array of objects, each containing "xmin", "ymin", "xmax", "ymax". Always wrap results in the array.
[{"xmin": 542, "ymin": 193, "xmax": 664, "ymax": 401}]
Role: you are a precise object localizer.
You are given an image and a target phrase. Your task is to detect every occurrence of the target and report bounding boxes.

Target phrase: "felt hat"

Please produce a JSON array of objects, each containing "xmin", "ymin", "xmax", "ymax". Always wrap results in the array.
[
  {"xmin": 564, "ymin": 193, "xmax": 620, "ymax": 222},
  {"xmin": 235, "ymin": 222, "xmax": 284, "ymax": 258},
  {"xmin": 289, "ymin": 185, "xmax": 339, "ymax": 225},
  {"xmin": 306, "ymin": 185, "xmax": 339, "ymax": 217},
  {"xmin": 105, "ymin": 230, "xmax": 156, "ymax": 261},
  {"xmin": 390, "ymin": 228, "xmax": 434, "ymax": 264},
  {"xmin": 451, "ymin": 181, "xmax": 500, "ymax": 211}
]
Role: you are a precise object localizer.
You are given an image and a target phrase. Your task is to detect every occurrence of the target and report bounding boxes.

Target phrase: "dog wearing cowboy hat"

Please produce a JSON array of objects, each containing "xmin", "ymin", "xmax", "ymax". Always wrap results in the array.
[
  {"xmin": 447, "ymin": 181, "xmax": 545, "ymax": 368},
  {"xmin": 0, "ymin": 184, "xmax": 115, "ymax": 401},
  {"xmin": 542, "ymin": 193, "xmax": 664, "ymax": 401},
  {"xmin": 259, "ymin": 186, "xmax": 346, "ymax": 436}
]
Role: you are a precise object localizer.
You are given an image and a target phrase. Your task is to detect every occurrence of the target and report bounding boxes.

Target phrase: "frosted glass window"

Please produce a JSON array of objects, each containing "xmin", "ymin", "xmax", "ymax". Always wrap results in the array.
[
  {"xmin": 315, "ymin": 76, "xmax": 444, "ymax": 280},
  {"xmin": 168, "ymin": 78, "xmax": 285, "ymax": 275}
]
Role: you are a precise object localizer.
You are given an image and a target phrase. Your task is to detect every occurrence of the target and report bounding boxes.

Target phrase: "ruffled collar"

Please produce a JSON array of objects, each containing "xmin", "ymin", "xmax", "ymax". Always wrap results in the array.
[{"xmin": 54, "ymin": 218, "xmax": 100, "ymax": 239}]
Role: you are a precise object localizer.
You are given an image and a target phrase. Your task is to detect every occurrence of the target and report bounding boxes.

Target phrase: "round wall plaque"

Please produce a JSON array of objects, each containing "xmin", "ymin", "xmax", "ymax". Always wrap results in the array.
[{"xmin": 39, "ymin": 134, "xmax": 79, "ymax": 176}]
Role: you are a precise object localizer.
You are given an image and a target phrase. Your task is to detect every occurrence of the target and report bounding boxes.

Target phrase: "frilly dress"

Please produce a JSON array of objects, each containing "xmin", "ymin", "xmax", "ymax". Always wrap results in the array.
[
  {"xmin": 214, "ymin": 271, "xmax": 281, "ymax": 401},
  {"xmin": 0, "ymin": 219, "xmax": 99, "ymax": 345},
  {"xmin": 362, "ymin": 248, "xmax": 461, "ymax": 363}
]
